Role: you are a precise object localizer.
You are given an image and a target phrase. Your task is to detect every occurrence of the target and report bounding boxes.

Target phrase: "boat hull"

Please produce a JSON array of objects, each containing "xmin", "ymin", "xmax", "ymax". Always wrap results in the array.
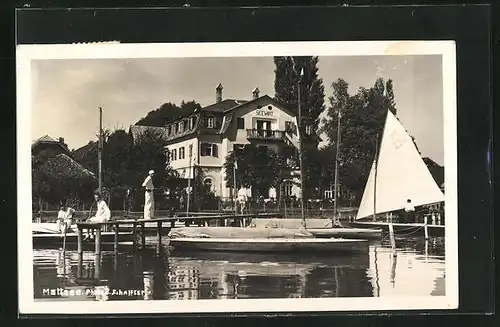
[
  {"xmin": 352, "ymin": 221, "xmax": 445, "ymax": 237},
  {"xmin": 307, "ymin": 228, "xmax": 382, "ymax": 239},
  {"xmin": 169, "ymin": 237, "xmax": 369, "ymax": 254}
]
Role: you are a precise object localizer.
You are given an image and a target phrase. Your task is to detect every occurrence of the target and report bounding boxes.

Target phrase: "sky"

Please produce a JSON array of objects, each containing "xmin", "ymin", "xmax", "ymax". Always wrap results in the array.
[{"xmin": 31, "ymin": 55, "xmax": 444, "ymax": 165}]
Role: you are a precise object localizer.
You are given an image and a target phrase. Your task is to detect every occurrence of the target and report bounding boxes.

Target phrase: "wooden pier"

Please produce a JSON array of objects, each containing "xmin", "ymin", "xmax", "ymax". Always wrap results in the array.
[{"xmin": 75, "ymin": 212, "xmax": 281, "ymax": 255}]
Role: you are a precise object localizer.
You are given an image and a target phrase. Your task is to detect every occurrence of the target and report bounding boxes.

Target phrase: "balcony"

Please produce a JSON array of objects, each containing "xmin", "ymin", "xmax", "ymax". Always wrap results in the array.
[{"xmin": 247, "ymin": 129, "xmax": 285, "ymax": 141}]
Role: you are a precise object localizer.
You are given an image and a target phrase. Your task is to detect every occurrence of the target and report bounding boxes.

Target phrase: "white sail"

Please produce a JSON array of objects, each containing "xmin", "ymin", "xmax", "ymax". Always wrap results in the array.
[{"xmin": 356, "ymin": 110, "xmax": 444, "ymax": 220}]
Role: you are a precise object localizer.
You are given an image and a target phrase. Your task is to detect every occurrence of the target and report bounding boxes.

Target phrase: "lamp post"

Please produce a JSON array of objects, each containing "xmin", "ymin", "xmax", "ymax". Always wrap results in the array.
[
  {"xmin": 297, "ymin": 68, "xmax": 306, "ymax": 226},
  {"xmin": 333, "ymin": 107, "xmax": 342, "ymax": 225}
]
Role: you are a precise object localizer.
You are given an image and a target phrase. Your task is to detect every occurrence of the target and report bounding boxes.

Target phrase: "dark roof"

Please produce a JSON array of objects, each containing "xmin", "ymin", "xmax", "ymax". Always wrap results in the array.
[
  {"xmin": 41, "ymin": 153, "xmax": 96, "ymax": 179},
  {"xmin": 202, "ymin": 99, "xmax": 248, "ymax": 113},
  {"xmin": 72, "ymin": 141, "xmax": 97, "ymax": 161},
  {"xmin": 129, "ymin": 125, "xmax": 169, "ymax": 141},
  {"xmin": 32, "ymin": 134, "xmax": 59, "ymax": 146}
]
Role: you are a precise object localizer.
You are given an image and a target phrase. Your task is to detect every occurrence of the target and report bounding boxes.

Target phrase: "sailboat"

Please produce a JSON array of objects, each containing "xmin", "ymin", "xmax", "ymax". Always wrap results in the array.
[{"xmin": 352, "ymin": 110, "xmax": 445, "ymax": 234}]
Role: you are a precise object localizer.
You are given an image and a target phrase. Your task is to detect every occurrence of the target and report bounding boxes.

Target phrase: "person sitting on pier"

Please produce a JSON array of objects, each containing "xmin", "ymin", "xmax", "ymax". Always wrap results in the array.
[
  {"xmin": 60, "ymin": 207, "xmax": 76, "ymax": 233},
  {"xmin": 84, "ymin": 191, "xmax": 111, "ymax": 240},
  {"xmin": 142, "ymin": 170, "xmax": 155, "ymax": 220},
  {"xmin": 57, "ymin": 206, "xmax": 66, "ymax": 233}
]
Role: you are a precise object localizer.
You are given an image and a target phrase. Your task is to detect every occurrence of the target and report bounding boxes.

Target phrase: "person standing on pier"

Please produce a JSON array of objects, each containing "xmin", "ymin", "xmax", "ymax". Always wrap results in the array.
[
  {"xmin": 142, "ymin": 170, "xmax": 155, "ymax": 219},
  {"xmin": 404, "ymin": 198, "xmax": 415, "ymax": 223}
]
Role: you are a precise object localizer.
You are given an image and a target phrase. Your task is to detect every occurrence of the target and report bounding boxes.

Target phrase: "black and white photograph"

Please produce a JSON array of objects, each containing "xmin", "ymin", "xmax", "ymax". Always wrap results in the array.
[{"xmin": 17, "ymin": 41, "xmax": 458, "ymax": 314}]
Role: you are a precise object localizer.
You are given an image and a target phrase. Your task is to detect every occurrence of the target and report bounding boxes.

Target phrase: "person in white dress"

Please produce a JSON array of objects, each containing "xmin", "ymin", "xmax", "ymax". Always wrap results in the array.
[
  {"xmin": 237, "ymin": 187, "xmax": 248, "ymax": 214},
  {"xmin": 142, "ymin": 170, "xmax": 155, "ymax": 219},
  {"xmin": 84, "ymin": 191, "xmax": 111, "ymax": 240},
  {"xmin": 87, "ymin": 191, "xmax": 111, "ymax": 223},
  {"xmin": 57, "ymin": 206, "xmax": 66, "ymax": 233}
]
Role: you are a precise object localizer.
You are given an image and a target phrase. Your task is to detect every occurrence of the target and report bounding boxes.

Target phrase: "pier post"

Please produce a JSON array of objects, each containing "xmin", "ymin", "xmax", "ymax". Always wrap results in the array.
[
  {"xmin": 95, "ymin": 227, "xmax": 102, "ymax": 256},
  {"xmin": 141, "ymin": 222, "xmax": 146, "ymax": 249},
  {"xmin": 77, "ymin": 227, "xmax": 83, "ymax": 255},
  {"xmin": 388, "ymin": 221, "xmax": 396, "ymax": 250},
  {"xmin": 114, "ymin": 223, "xmax": 119, "ymax": 254},
  {"xmin": 132, "ymin": 222, "xmax": 137, "ymax": 251},
  {"xmin": 424, "ymin": 215, "xmax": 429, "ymax": 240},
  {"xmin": 95, "ymin": 254, "xmax": 101, "ymax": 279},
  {"xmin": 156, "ymin": 221, "xmax": 162, "ymax": 255},
  {"xmin": 77, "ymin": 253, "xmax": 83, "ymax": 279}
]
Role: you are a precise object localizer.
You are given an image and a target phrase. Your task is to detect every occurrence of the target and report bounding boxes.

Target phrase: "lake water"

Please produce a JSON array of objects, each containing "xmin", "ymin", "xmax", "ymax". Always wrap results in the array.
[{"xmin": 33, "ymin": 236, "xmax": 445, "ymax": 301}]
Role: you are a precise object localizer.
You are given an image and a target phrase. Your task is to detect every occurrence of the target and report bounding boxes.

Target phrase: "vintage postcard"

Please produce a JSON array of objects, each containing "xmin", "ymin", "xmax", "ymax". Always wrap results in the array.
[{"xmin": 17, "ymin": 41, "xmax": 458, "ymax": 314}]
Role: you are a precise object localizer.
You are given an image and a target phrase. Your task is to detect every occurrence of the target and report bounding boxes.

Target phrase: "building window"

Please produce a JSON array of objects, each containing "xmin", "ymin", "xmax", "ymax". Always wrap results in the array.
[
  {"xmin": 233, "ymin": 143, "xmax": 245, "ymax": 154},
  {"xmin": 284, "ymin": 181, "xmax": 293, "ymax": 196},
  {"xmin": 237, "ymin": 117, "xmax": 245, "ymax": 129},
  {"xmin": 166, "ymin": 126, "xmax": 171, "ymax": 136},
  {"xmin": 179, "ymin": 147, "xmax": 185, "ymax": 159},
  {"xmin": 172, "ymin": 124, "xmax": 178, "ymax": 134},
  {"xmin": 305, "ymin": 125, "xmax": 312, "ymax": 135},
  {"xmin": 178, "ymin": 122, "xmax": 184, "ymax": 133},
  {"xmin": 207, "ymin": 117, "xmax": 215, "ymax": 128},
  {"xmin": 189, "ymin": 117, "xmax": 195, "ymax": 129},
  {"xmin": 171, "ymin": 149, "xmax": 177, "ymax": 161},
  {"xmin": 203, "ymin": 178, "xmax": 213, "ymax": 190},
  {"xmin": 200, "ymin": 143, "xmax": 218, "ymax": 157},
  {"xmin": 324, "ymin": 190, "xmax": 333, "ymax": 199}
]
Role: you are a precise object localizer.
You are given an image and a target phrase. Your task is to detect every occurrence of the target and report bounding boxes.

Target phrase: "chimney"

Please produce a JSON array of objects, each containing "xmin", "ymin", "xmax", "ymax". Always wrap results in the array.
[
  {"xmin": 216, "ymin": 83, "xmax": 223, "ymax": 103},
  {"xmin": 252, "ymin": 87, "xmax": 260, "ymax": 99},
  {"xmin": 59, "ymin": 137, "xmax": 64, "ymax": 144}
]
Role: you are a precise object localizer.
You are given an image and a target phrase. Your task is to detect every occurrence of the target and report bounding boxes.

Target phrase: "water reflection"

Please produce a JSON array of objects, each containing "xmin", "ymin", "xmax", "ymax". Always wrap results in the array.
[{"xmin": 33, "ymin": 237, "xmax": 446, "ymax": 301}]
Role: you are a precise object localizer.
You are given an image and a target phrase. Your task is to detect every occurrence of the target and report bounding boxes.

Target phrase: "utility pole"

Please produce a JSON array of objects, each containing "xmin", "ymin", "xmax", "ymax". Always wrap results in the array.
[
  {"xmin": 98, "ymin": 107, "xmax": 103, "ymax": 193},
  {"xmin": 297, "ymin": 68, "xmax": 306, "ymax": 226},
  {"xmin": 333, "ymin": 107, "xmax": 342, "ymax": 225}
]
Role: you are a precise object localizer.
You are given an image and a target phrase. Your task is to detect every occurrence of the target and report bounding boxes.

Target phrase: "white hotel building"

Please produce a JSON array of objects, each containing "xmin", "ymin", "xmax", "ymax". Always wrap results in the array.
[{"xmin": 131, "ymin": 84, "xmax": 319, "ymax": 200}]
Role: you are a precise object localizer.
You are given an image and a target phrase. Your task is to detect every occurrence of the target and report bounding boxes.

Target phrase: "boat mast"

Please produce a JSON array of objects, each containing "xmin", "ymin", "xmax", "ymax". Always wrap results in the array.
[
  {"xmin": 373, "ymin": 132, "xmax": 379, "ymax": 222},
  {"xmin": 297, "ymin": 68, "xmax": 306, "ymax": 226},
  {"xmin": 333, "ymin": 107, "xmax": 342, "ymax": 225},
  {"xmin": 98, "ymin": 107, "xmax": 103, "ymax": 193}
]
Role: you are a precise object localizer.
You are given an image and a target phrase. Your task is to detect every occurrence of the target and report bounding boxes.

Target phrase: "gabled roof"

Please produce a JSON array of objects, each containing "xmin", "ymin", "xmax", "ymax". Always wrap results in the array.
[
  {"xmin": 40, "ymin": 153, "xmax": 96, "ymax": 179},
  {"xmin": 129, "ymin": 125, "xmax": 168, "ymax": 141},
  {"xmin": 32, "ymin": 134, "xmax": 59, "ymax": 147},
  {"xmin": 221, "ymin": 94, "xmax": 303, "ymax": 118},
  {"xmin": 72, "ymin": 141, "xmax": 97, "ymax": 161},
  {"xmin": 202, "ymin": 99, "xmax": 248, "ymax": 113}
]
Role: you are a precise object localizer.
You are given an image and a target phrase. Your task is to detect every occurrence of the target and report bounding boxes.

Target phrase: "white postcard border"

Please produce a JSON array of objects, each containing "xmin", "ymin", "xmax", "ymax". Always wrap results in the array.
[{"xmin": 17, "ymin": 41, "xmax": 458, "ymax": 314}]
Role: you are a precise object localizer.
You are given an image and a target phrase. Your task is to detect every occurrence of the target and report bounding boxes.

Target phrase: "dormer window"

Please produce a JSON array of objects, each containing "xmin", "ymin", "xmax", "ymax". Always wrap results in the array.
[
  {"xmin": 178, "ymin": 122, "xmax": 184, "ymax": 133},
  {"xmin": 207, "ymin": 117, "xmax": 215, "ymax": 128},
  {"xmin": 172, "ymin": 124, "xmax": 178, "ymax": 134},
  {"xmin": 166, "ymin": 126, "xmax": 171, "ymax": 136},
  {"xmin": 189, "ymin": 117, "xmax": 195, "ymax": 129}
]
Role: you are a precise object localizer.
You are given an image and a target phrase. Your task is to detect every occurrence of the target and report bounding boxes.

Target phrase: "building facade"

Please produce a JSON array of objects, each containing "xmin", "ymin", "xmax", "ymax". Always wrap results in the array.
[{"xmin": 133, "ymin": 84, "xmax": 319, "ymax": 200}]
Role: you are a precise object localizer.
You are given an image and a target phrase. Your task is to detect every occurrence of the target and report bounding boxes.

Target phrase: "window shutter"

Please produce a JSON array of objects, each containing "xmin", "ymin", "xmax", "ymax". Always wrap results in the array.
[{"xmin": 212, "ymin": 144, "xmax": 218, "ymax": 157}]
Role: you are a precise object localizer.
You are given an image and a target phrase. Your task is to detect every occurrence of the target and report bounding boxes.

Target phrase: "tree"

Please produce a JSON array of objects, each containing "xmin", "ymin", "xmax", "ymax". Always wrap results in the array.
[
  {"xmin": 273, "ymin": 56, "xmax": 326, "ymax": 130},
  {"xmin": 190, "ymin": 166, "xmax": 219, "ymax": 211},
  {"xmin": 320, "ymin": 77, "xmax": 400, "ymax": 202},
  {"xmin": 135, "ymin": 101, "xmax": 202, "ymax": 127},
  {"xmin": 223, "ymin": 145, "xmax": 287, "ymax": 198},
  {"xmin": 73, "ymin": 128, "xmax": 177, "ymax": 210},
  {"xmin": 32, "ymin": 153, "xmax": 98, "ymax": 210}
]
